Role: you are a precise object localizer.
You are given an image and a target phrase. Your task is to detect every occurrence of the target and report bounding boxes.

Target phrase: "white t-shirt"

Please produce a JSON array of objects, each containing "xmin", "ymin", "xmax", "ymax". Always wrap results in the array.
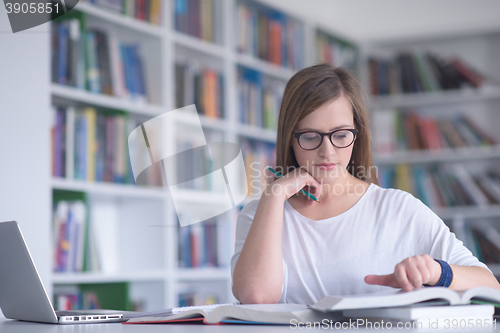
[{"xmin": 230, "ymin": 183, "xmax": 489, "ymax": 305}]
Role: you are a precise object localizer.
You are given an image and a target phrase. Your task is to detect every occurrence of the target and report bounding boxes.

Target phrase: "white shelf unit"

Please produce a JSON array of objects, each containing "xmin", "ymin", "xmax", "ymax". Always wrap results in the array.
[
  {"xmin": 42, "ymin": 0, "xmax": 340, "ymax": 310},
  {"xmin": 362, "ymin": 31, "xmax": 500, "ymax": 273}
]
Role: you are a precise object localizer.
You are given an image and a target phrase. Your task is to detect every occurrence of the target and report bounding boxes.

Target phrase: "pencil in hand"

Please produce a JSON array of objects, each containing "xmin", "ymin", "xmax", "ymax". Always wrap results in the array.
[{"xmin": 264, "ymin": 165, "xmax": 320, "ymax": 203}]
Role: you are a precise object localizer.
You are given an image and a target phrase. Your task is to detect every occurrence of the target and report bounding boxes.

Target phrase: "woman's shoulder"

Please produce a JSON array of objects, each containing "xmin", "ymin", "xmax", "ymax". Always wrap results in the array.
[{"xmin": 367, "ymin": 183, "xmax": 427, "ymax": 210}]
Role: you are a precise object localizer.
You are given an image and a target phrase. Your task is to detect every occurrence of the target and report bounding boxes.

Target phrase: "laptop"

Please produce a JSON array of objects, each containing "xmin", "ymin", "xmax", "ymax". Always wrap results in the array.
[{"xmin": 0, "ymin": 221, "xmax": 125, "ymax": 324}]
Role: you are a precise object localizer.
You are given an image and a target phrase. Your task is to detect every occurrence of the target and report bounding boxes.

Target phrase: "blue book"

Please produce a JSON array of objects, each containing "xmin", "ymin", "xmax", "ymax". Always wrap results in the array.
[
  {"xmin": 132, "ymin": 45, "xmax": 146, "ymax": 98},
  {"xmin": 57, "ymin": 22, "xmax": 68, "ymax": 85},
  {"xmin": 126, "ymin": 45, "xmax": 137, "ymax": 97},
  {"xmin": 120, "ymin": 44, "xmax": 131, "ymax": 97}
]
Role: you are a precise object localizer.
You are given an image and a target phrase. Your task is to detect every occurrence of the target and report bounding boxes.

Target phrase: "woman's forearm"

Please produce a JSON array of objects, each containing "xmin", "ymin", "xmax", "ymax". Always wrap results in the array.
[
  {"xmin": 232, "ymin": 188, "xmax": 286, "ymax": 304},
  {"xmin": 450, "ymin": 265, "xmax": 500, "ymax": 290}
]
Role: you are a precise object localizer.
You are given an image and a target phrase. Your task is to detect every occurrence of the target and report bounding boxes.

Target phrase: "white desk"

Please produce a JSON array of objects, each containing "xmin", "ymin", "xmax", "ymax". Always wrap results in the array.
[{"xmin": 3, "ymin": 316, "xmax": 500, "ymax": 332}]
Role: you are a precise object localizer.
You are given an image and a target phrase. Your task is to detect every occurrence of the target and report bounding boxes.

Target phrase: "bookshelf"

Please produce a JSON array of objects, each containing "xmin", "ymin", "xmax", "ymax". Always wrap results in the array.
[
  {"xmin": 4, "ymin": 0, "xmax": 337, "ymax": 311},
  {"xmin": 362, "ymin": 32, "xmax": 500, "ymax": 274},
  {"xmin": 3, "ymin": 0, "xmax": 500, "ymax": 313}
]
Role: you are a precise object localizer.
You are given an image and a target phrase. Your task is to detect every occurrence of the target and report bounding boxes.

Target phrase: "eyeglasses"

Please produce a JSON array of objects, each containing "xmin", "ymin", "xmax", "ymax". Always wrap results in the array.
[{"xmin": 292, "ymin": 129, "xmax": 359, "ymax": 150}]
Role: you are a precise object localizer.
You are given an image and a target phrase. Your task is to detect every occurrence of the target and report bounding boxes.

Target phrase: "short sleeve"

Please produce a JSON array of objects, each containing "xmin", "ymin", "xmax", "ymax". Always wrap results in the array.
[
  {"xmin": 415, "ymin": 199, "xmax": 491, "ymax": 272},
  {"xmin": 229, "ymin": 199, "xmax": 287, "ymax": 302}
]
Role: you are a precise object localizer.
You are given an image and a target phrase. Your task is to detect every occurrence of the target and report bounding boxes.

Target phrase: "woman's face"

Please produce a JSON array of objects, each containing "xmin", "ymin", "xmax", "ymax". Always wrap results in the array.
[{"xmin": 291, "ymin": 95, "xmax": 356, "ymax": 184}]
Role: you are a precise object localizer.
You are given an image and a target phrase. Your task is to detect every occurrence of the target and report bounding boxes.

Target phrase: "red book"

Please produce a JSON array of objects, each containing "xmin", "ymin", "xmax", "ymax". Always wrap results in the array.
[{"xmin": 450, "ymin": 57, "xmax": 483, "ymax": 87}]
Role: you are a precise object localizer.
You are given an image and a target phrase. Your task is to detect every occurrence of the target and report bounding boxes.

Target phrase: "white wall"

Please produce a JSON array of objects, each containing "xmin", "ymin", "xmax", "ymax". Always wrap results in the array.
[{"xmin": 0, "ymin": 9, "xmax": 52, "ymax": 297}]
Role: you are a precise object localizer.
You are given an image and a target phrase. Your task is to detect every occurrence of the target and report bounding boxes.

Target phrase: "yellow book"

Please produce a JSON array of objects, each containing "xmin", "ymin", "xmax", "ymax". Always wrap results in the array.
[
  {"xmin": 395, "ymin": 164, "xmax": 413, "ymax": 195},
  {"xmin": 150, "ymin": 0, "xmax": 161, "ymax": 26},
  {"xmin": 201, "ymin": 0, "xmax": 213, "ymax": 42}
]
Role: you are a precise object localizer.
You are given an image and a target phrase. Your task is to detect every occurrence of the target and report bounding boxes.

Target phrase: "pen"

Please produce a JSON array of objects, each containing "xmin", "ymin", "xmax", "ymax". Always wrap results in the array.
[{"xmin": 265, "ymin": 165, "xmax": 320, "ymax": 203}]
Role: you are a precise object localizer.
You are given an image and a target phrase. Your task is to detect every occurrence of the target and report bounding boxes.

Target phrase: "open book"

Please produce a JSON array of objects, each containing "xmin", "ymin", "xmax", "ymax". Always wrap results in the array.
[
  {"xmin": 124, "ymin": 303, "xmax": 342, "ymax": 325},
  {"xmin": 342, "ymin": 304, "xmax": 494, "ymax": 322},
  {"xmin": 310, "ymin": 286, "xmax": 500, "ymax": 312}
]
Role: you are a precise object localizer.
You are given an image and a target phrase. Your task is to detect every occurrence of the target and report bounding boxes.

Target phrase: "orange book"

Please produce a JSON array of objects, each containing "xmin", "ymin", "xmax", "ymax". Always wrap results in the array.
[
  {"xmin": 269, "ymin": 20, "xmax": 281, "ymax": 65},
  {"xmin": 202, "ymin": 70, "xmax": 216, "ymax": 118}
]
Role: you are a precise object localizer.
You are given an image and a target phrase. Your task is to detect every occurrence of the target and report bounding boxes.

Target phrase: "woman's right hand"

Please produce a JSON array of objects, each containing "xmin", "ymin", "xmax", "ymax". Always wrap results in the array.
[{"xmin": 266, "ymin": 167, "xmax": 322, "ymax": 205}]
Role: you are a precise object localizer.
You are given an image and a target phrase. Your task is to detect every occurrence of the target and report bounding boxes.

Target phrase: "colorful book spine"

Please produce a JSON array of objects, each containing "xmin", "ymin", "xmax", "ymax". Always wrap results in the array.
[
  {"xmin": 178, "ymin": 218, "xmax": 226, "ymax": 268},
  {"xmin": 83, "ymin": 0, "xmax": 162, "ymax": 25},
  {"xmin": 240, "ymin": 138, "xmax": 276, "ymax": 197},
  {"xmin": 52, "ymin": 191, "xmax": 88, "ymax": 273},
  {"xmin": 377, "ymin": 165, "xmax": 500, "ymax": 209},
  {"xmin": 174, "ymin": 0, "xmax": 218, "ymax": 43},
  {"xmin": 54, "ymin": 282, "xmax": 132, "ymax": 311},
  {"xmin": 369, "ymin": 52, "xmax": 487, "ymax": 96},
  {"xmin": 51, "ymin": 14, "xmax": 150, "ymax": 103},
  {"xmin": 51, "ymin": 106, "xmax": 160, "ymax": 186},
  {"xmin": 236, "ymin": 2, "xmax": 303, "ymax": 70},
  {"xmin": 316, "ymin": 30, "xmax": 358, "ymax": 73},
  {"xmin": 237, "ymin": 67, "xmax": 285, "ymax": 129},
  {"xmin": 175, "ymin": 62, "xmax": 225, "ymax": 119},
  {"xmin": 372, "ymin": 110, "xmax": 497, "ymax": 153}
]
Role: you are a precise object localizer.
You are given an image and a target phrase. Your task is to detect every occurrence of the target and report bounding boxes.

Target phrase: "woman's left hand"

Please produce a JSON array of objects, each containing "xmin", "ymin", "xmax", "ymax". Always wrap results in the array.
[{"xmin": 364, "ymin": 254, "xmax": 442, "ymax": 291}]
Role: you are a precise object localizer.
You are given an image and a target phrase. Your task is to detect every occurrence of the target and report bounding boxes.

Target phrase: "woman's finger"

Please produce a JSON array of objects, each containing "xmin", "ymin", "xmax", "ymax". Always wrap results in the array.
[{"xmin": 394, "ymin": 264, "xmax": 413, "ymax": 291}]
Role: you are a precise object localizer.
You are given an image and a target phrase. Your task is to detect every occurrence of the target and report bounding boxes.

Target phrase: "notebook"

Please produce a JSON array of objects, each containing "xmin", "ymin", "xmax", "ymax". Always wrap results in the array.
[{"xmin": 0, "ymin": 221, "xmax": 125, "ymax": 324}]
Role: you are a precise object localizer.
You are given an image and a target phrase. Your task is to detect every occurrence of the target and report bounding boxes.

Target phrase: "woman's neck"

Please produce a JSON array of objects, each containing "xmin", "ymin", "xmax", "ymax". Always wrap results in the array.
[{"xmin": 314, "ymin": 173, "xmax": 368, "ymax": 205}]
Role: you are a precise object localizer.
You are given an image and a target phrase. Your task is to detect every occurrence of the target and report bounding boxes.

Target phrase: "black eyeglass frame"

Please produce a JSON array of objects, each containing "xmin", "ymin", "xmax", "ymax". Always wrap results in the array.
[{"xmin": 292, "ymin": 128, "xmax": 359, "ymax": 150}]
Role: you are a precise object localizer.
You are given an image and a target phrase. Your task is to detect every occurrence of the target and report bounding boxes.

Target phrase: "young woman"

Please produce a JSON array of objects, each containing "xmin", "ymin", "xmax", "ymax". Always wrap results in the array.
[{"xmin": 230, "ymin": 63, "xmax": 500, "ymax": 305}]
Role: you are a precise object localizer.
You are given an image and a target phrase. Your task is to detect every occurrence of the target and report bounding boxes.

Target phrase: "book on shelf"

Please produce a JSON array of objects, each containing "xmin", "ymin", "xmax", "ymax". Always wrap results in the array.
[
  {"xmin": 175, "ymin": 61, "xmax": 225, "ymax": 119},
  {"xmin": 238, "ymin": 66, "xmax": 285, "ymax": 129},
  {"xmin": 178, "ymin": 292, "xmax": 220, "ymax": 308},
  {"xmin": 369, "ymin": 51, "xmax": 491, "ymax": 96},
  {"xmin": 51, "ymin": 11, "xmax": 150, "ymax": 103},
  {"xmin": 236, "ymin": 0, "xmax": 304, "ymax": 70},
  {"xmin": 81, "ymin": 0, "xmax": 163, "ymax": 25},
  {"xmin": 54, "ymin": 282, "xmax": 133, "ymax": 311},
  {"xmin": 52, "ymin": 190, "xmax": 116, "ymax": 274},
  {"xmin": 377, "ymin": 164, "xmax": 500, "ymax": 209},
  {"xmin": 177, "ymin": 216, "xmax": 232, "ymax": 268},
  {"xmin": 373, "ymin": 110, "xmax": 497, "ymax": 154},
  {"xmin": 240, "ymin": 138, "xmax": 276, "ymax": 197},
  {"xmin": 316, "ymin": 30, "xmax": 358, "ymax": 73},
  {"xmin": 173, "ymin": 129, "xmax": 226, "ymax": 192},
  {"xmin": 463, "ymin": 222, "xmax": 500, "ymax": 266},
  {"xmin": 51, "ymin": 105, "xmax": 162, "ymax": 186},
  {"xmin": 174, "ymin": 0, "xmax": 223, "ymax": 44},
  {"xmin": 52, "ymin": 190, "xmax": 88, "ymax": 273}
]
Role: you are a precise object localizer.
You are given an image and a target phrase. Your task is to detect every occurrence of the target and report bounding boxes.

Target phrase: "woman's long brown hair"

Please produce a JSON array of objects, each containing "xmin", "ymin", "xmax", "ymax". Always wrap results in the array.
[{"xmin": 275, "ymin": 63, "xmax": 378, "ymax": 184}]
